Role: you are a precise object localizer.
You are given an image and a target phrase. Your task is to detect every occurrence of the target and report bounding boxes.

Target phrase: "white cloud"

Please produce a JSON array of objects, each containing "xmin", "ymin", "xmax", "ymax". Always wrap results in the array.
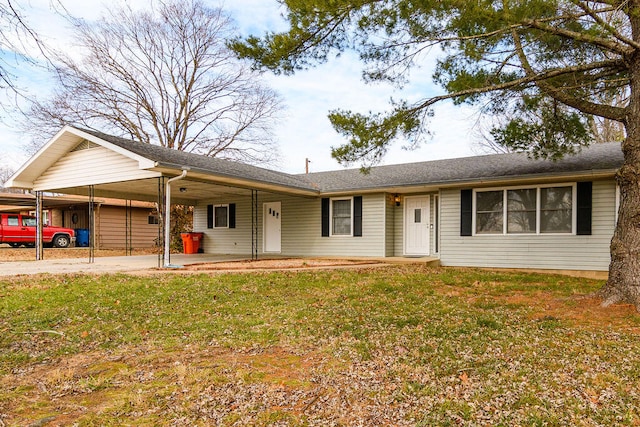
[{"xmin": 0, "ymin": 0, "xmax": 481, "ymax": 176}]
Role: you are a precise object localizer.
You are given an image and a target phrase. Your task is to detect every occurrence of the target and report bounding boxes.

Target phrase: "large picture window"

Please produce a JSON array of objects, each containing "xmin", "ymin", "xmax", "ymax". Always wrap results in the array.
[
  {"xmin": 474, "ymin": 185, "xmax": 575, "ymax": 235},
  {"xmin": 331, "ymin": 198, "xmax": 352, "ymax": 236}
]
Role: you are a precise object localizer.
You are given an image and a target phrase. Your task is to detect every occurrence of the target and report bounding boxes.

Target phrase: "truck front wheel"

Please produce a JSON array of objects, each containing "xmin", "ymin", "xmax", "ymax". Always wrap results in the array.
[{"xmin": 53, "ymin": 234, "xmax": 71, "ymax": 248}]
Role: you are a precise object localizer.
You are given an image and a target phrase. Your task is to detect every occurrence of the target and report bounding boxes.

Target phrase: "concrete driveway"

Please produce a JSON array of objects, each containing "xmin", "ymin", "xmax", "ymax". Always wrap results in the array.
[{"xmin": 0, "ymin": 253, "xmax": 250, "ymax": 277}]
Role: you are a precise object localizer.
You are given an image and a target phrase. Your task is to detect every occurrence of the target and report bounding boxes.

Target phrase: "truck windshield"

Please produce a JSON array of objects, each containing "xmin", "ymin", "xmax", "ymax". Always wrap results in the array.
[{"xmin": 22, "ymin": 217, "xmax": 37, "ymax": 227}]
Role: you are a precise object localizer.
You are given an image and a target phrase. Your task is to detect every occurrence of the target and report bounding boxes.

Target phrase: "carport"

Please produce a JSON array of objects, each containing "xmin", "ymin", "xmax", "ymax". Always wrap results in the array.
[{"xmin": 5, "ymin": 126, "xmax": 319, "ymax": 267}]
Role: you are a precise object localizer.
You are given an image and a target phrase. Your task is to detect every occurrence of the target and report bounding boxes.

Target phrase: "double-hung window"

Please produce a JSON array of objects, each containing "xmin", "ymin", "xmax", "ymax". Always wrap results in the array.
[
  {"xmin": 474, "ymin": 184, "xmax": 575, "ymax": 235},
  {"xmin": 214, "ymin": 205, "xmax": 228, "ymax": 228},
  {"xmin": 331, "ymin": 198, "xmax": 352, "ymax": 236}
]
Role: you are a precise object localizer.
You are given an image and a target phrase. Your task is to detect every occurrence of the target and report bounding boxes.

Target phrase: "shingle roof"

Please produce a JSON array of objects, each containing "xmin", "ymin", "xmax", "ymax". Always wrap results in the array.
[
  {"xmin": 80, "ymin": 127, "xmax": 623, "ymax": 194},
  {"xmin": 79, "ymin": 128, "xmax": 319, "ymax": 192},
  {"xmin": 300, "ymin": 142, "xmax": 623, "ymax": 192}
]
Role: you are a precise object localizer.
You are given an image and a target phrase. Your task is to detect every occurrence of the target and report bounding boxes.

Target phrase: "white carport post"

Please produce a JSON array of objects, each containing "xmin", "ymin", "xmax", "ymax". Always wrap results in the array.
[
  {"xmin": 35, "ymin": 191, "xmax": 43, "ymax": 260},
  {"xmin": 163, "ymin": 169, "xmax": 188, "ymax": 268}
]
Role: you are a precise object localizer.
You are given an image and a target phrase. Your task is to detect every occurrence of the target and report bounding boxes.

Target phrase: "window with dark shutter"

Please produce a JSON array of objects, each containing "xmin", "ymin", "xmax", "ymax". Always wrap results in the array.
[
  {"xmin": 576, "ymin": 181, "xmax": 592, "ymax": 235},
  {"xmin": 353, "ymin": 196, "xmax": 363, "ymax": 237},
  {"xmin": 460, "ymin": 189, "xmax": 472, "ymax": 236},
  {"xmin": 207, "ymin": 205, "xmax": 213, "ymax": 229},
  {"xmin": 321, "ymin": 198, "xmax": 330, "ymax": 237}
]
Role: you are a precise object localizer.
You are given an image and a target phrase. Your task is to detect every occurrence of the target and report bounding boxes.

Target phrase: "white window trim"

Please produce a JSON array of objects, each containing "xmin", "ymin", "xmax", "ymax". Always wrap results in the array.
[
  {"xmin": 434, "ymin": 194, "xmax": 440, "ymax": 255},
  {"xmin": 329, "ymin": 196, "xmax": 354, "ymax": 237},
  {"xmin": 213, "ymin": 204, "xmax": 229, "ymax": 229},
  {"xmin": 28, "ymin": 210, "xmax": 50, "ymax": 225},
  {"xmin": 472, "ymin": 183, "xmax": 577, "ymax": 236}
]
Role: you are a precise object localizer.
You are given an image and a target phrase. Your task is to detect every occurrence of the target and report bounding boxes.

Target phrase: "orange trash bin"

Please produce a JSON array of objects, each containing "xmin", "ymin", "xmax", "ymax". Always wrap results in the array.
[{"xmin": 181, "ymin": 232, "xmax": 203, "ymax": 254}]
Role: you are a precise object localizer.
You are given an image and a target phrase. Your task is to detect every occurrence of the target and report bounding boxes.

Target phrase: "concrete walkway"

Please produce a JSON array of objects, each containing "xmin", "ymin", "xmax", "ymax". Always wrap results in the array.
[{"xmin": 0, "ymin": 254, "xmax": 251, "ymax": 277}]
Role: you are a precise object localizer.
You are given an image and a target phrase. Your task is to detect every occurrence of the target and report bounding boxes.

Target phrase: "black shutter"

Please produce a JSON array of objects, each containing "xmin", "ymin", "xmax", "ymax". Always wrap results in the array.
[
  {"xmin": 229, "ymin": 203, "xmax": 236, "ymax": 229},
  {"xmin": 321, "ymin": 198, "xmax": 330, "ymax": 237},
  {"xmin": 460, "ymin": 189, "xmax": 472, "ymax": 236},
  {"xmin": 353, "ymin": 196, "xmax": 363, "ymax": 237},
  {"xmin": 207, "ymin": 204, "xmax": 213, "ymax": 229},
  {"xmin": 576, "ymin": 181, "xmax": 592, "ymax": 235}
]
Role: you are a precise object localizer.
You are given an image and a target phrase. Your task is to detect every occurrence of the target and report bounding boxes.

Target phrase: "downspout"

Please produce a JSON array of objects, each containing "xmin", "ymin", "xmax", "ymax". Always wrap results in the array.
[{"xmin": 164, "ymin": 169, "xmax": 188, "ymax": 268}]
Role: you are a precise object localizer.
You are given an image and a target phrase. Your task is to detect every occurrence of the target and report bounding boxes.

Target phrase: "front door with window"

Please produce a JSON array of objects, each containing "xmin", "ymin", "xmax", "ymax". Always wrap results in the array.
[
  {"xmin": 405, "ymin": 196, "xmax": 430, "ymax": 255},
  {"xmin": 263, "ymin": 202, "xmax": 281, "ymax": 253}
]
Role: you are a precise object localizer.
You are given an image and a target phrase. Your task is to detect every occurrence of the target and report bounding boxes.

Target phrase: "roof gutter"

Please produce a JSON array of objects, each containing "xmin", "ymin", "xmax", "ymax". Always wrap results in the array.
[{"xmin": 164, "ymin": 169, "xmax": 188, "ymax": 268}]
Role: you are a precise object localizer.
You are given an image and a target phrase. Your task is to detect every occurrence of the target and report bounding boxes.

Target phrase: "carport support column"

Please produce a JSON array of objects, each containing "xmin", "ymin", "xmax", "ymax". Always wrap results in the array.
[
  {"xmin": 35, "ymin": 191, "xmax": 43, "ymax": 260},
  {"xmin": 163, "ymin": 170, "xmax": 188, "ymax": 267},
  {"xmin": 88, "ymin": 185, "xmax": 94, "ymax": 263}
]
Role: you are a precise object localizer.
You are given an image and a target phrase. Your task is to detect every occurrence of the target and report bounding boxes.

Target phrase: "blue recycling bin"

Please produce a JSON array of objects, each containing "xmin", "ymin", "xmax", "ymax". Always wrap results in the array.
[{"xmin": 75, "ymin": 229, "xmax": 89, "ymax": 247}]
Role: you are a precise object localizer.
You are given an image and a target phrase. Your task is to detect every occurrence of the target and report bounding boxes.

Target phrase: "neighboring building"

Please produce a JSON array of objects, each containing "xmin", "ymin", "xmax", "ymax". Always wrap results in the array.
[
  {"xmin": 0, "ymin": 192, "xmax": 160, "ymax": 249},
  {"xmin": 5, "ymin": 126, "xmax": 621, "ymax": 272}
]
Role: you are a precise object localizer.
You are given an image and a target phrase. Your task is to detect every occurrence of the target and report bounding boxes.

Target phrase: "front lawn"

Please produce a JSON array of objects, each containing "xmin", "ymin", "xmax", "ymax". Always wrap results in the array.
[{"xmin": 1, "ymin": 266, "xmax": 639, "ymax": 426}]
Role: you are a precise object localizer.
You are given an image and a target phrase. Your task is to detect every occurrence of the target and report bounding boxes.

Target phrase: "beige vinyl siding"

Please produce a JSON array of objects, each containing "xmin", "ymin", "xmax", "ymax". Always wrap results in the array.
[
  {"xmin": 194, "ymin": 193, "xmax": 387, "ymax": 257},
  {"xmin": 95, "ymin": 206, "xmax": 158, "ymax": 249},
  {"xmin": 33, "ymin": 146, "xmax": 159, "ymax": 191},
  {"xmin": 195, "ymin": 195, "xmax": 253, "ymax": 255},
  {"xmin": 439, "ymin": 180, "xmax": 615, "ymax": 271}
]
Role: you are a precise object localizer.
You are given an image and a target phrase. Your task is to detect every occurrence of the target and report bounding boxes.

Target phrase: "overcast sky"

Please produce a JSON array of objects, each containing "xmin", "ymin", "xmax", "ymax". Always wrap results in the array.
[{"xmin": 2, "ymin": 0, "xmax": 481, "ymax": 175}]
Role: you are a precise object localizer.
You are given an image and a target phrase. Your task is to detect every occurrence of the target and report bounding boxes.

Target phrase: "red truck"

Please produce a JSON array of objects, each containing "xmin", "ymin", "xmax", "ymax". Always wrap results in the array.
[{"xmin": 0, "ymin": 213, "xmax": 75, "ymax": 248}]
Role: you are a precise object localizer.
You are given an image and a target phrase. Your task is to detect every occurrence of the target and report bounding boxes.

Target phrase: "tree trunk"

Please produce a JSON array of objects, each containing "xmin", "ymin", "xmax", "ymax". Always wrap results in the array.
[
  {"xmin": 601, "ymin": 141, "xmax": 640, "ymax": 310},
  {"xmin": 600, "ymin": 8, "xmax": 640, "ymax": 309}
]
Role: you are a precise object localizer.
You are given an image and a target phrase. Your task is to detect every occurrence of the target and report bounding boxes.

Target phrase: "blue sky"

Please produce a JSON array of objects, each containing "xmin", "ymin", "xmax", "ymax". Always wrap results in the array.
[{"xmin": 1, "ymin": 0, "xmax": 479, "ymax": 175}]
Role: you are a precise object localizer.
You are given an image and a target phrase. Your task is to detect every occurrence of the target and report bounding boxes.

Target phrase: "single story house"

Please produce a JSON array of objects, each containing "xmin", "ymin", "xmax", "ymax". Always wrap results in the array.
[{"xmin": 6, "ymin": 126, "xmax": 621, "ymax": 272}]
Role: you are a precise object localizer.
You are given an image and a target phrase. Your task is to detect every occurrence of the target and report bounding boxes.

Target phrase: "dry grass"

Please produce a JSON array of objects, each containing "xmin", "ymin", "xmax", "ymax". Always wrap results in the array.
[
  {"xmin": 0, "ymin": 246, "xmax": 159, "ymax": 262},
  {"xmin": 1, "ymin": 266, "xmax": 639, "ymax": 426}
]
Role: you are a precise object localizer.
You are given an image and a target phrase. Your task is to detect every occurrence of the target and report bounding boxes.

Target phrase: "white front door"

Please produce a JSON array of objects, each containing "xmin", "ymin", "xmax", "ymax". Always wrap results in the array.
[
  {"xmin": 263, "ymin": 202, "xmax": 281, "ymax": 253},
  {"xmin": 404, "ymin": 196, "xmax": 430, "ymax": 256}
]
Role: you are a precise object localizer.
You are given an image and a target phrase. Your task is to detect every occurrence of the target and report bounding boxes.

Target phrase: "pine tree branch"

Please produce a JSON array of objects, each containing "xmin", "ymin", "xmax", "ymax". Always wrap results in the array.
[
  {"xmin": 522, "ymin": 17, "xmax": 633, "ymax": 54},
  {"xmin": 511, "ymin": 28, "xmax": 627, "ymax": 122},
  {"xmin": 410, "ymin": 58, "xmax": 627, "ymax": 121}
]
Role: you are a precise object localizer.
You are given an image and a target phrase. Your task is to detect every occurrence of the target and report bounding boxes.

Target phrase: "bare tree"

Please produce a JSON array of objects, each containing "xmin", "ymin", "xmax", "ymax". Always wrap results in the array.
[
  {"xmin": 0, "ymin": 164, "xmax": 22, "ymax": 193},
  {"xmin": 26, "ymin": 0, "xmax": 282, "ymax": 164},
  {"xmin": 0, "ymin": 0, "xmax": 49, "ymax": 112}
]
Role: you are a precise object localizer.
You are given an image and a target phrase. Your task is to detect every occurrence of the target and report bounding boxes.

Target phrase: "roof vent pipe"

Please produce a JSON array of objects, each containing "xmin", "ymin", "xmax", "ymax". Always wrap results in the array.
[{"xmin": 164, "ymin": 169, "xmax": 188, "ymax": 268}]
